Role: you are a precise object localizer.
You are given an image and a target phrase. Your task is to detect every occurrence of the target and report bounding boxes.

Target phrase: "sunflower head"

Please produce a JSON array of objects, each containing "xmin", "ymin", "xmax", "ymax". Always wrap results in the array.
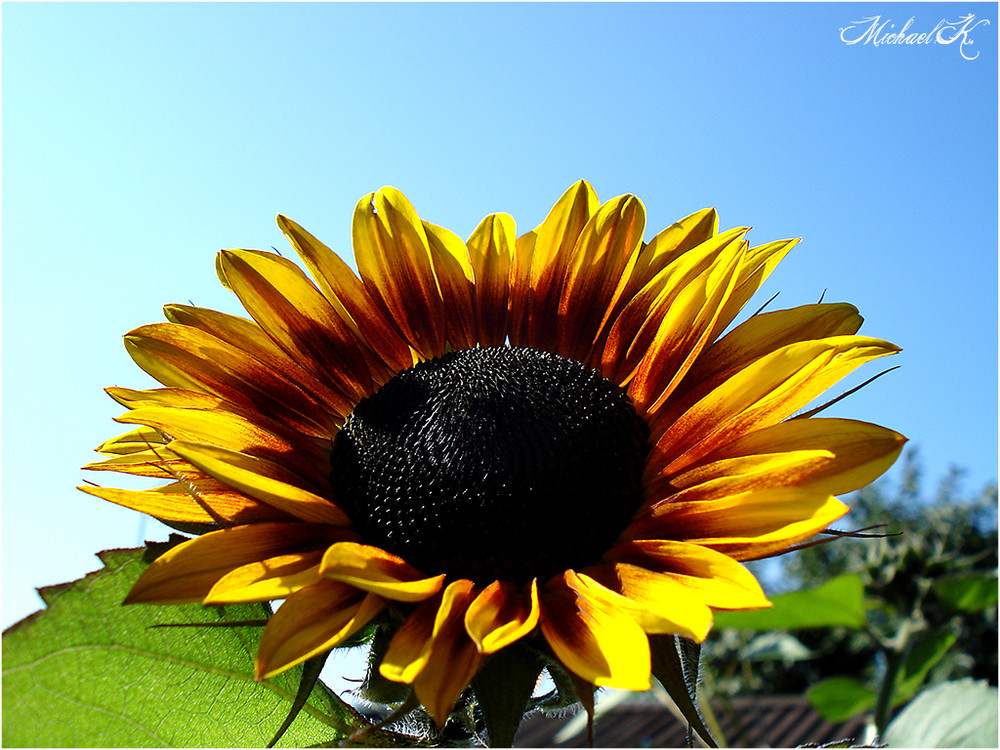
[
  {"xmin": 331, "ymin": 345, "xmax": 649, "ymax": 585},
  {"xmin": 82, "ymin": 181, "xmax": 905, "ymax": 739}
]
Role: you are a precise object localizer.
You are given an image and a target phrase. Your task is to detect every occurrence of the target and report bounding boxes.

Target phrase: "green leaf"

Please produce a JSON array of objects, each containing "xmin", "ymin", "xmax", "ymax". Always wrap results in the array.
[
  {"xmin": 806, "ymin": 676, "xmax": 877, "ymax": 722},
  {"xmin": 714, "ymin": 573, "xmax": 867, "ymax": 631},
  {"xmin": 1, "ymin": 548, "xmax": 375, "ymax": 748},
  {"xmin": 891, "ymin": 630, "xmax": 958, "ymax": 706},
  {"xmin": 884, "ymin": 679, "xmax": 999, "ymax": 747},
  {"xmin": 932, "ymin": 572, "xmax": 999, "ymax": 613}
]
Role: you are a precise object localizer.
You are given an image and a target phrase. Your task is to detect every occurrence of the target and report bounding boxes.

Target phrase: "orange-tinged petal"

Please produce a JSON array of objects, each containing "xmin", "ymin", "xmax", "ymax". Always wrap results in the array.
[
  {"xmin": 256, "ymin": 581, "xmax": 385, "ymax": 680},
  {"xmin": 689, "ymin": 303, "xmax": 864, "ymax": 386},
  {"xmin": 423, "ymin": 220, "xmax": 477, "ymax": 351},
  {"xmin": 125, "ymin": 522, "xmax": 352, "ymax": 604},
  {"xmin": 163, "ymin": 303, "xmax": 285, "ymax": 357},
  {"xmin": 540, "ymin": 570, "xmax": 651, "ymax": 690},
  {"xmin": 623, "ymin": 207, "xmax": 719, "ymax": 297},
  {"xmin": 106, "ymin": 386, "xmax": 226, "ymax": 413},
  {"xmin": 413, "ymin": 580, "xmax": 484, "ymax": 726},
  {"xmin": 218, "ymin": 249, "xmax": 375, "ymax": 403},
  {"xmin": 320, "ymin": 542, "xmax": 445, "ymax": 602},
  {"xmin": 698, "ymin": 417, "xmax": 907, "ymax": 496},
  {"xmin": 78, "ymin": 480, "xmax": 293, "ymax": 525},
  {"xmin": 646, "ymin": 448, "xmax": 836, "ymax": 506},
  {"xmin": 352, "ymin": 187, "xmax": 446, "ymax": 359},
  {"xmin": 205, "ymin": 552, "xmax": 324, "ymax": 604},
  {"xmin": 114, "ymin": 406, "xmax": 330, "ymax": 487},
  {"xmin": 707, "ymin": 237, "xmax": 799, "ymax": 342},
  {"xmin": 379, "ymin": 592, "xmax": 439, "ymax": 684},
  {"xmin": 380, "ymin": 578, "xmax": 483, "ymax": 724},
  {"xmin": 464, "ymin": 579, "xmax": 540, "ymax": 654},
  {"xmin": 277, "ymin": 214, "xmax": 413, "ymax": 378},
  {"xmin": 625, "ymin": 488, "xmax": 849, "ymax": 561},
  {"xmin": 628, "ymin": 234, "xmax": 746, "ymax": 413},
  {"xmin": 648, "ymin": 336, "xmax": 900, "ymax": 476},
  {"xmin": 556, "ymin": 194, "xmax": 645, "ymax": 362},
  {"xmin": 523, "ymin": 180, "xmax": 599, "ymax": 350},
  {"xmin": 467, "ymin": 213, "xmax": 514, "ymax": 347},
  {"xmin": 163, "ymin": 303, "xmax": 360, "ymax": 413},
  {"xmin": 602, "ymin": 539, "xmax": 771, "ymax": 610},
  {"xmin": 169, "ymin": 441, "xmax": 348, "ymax": 526},
  {"xmin": 601, "ymin": 227, "xmax": 747, "ymax": 387},
  {"xmin": 124, "ymin": 323, "xmax": 342, "ymax": 436},
  {"xmin": 579, "ymin": 565, "xmax": 714, "ymax": 641},
  {"xmin": 93, "ymin": 425, "xmax": 168, "ymax": 456},
  {"xmin": 507, "ymin": 229, "xmax": 537, "ymax": 347}
]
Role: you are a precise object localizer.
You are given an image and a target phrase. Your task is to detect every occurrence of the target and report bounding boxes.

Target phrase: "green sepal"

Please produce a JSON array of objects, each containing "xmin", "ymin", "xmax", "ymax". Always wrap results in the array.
[
  {"xmin": 471, "ymin": 643, "xmax": 546, "ymax": 747},
  {"xmin": 567, "ymin": 673, "xmax": 596, "ymax": 748},
  {"xmin": 156, "ymin": 518, "xmax": 222, "ymax": 536},
  {"xmin": 359, "ymin": 625, "xmax": 411, "ymax": 705},
  {"xmin": 649, "ymin": 634, "xmax": 718, "ymax": 748},
  {"xmin": 530, "ymin": 657, "xmax": 583, "ymax": 711},
  {"xmin": 142, "ymin": 533, "xmax": 191, "ymax": 562},
  {"xmin": 268, "ymin": 652, "xmax": 330, "ymax": 747}
]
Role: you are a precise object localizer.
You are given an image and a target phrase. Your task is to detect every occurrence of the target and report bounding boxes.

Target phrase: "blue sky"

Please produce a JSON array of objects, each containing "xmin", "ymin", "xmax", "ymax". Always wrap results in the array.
[{"xmin": 3, "ymin": 1, "xmax": 997, "ymax": 690}]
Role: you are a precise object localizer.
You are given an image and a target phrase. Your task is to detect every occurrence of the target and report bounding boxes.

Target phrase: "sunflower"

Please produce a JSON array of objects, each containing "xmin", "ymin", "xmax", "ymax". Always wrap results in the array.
[{"xmin": 82, "ymin": 182, "xmax": 905, "ymax": 735}]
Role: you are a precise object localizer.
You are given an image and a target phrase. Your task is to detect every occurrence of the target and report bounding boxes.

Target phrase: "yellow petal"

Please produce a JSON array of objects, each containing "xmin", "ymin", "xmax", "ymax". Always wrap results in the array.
[
  {"xmin": 379, "ymin": 592, "xmax": 440, "ymax": 684},
  {"xmin": 93, "ymin": 425, "xmax": 168, "ymax": 456},
  {"xmin": 626, "ymin": 488, "xmax": 850, "ymax": 562},
  {"xmin": 628, "ymin": 233, "xmax": 746, "ymax": 413},
  {"xmin": 556, "ymin": 194, "xmax": 645, "ymax": 362},
  {"xmin": 124, "ymin": 323, "xmax": 342, "ymax": 437},
  {"xmin": 522, "ymin": 180, "xmax": 599, "ymax": 351},
  {"xmin": 623, "ymin": 207, "xmax": 719, "ymax": 296},
  {"xmin": 115, "ymin": 405, "xmax": 329, "ymax": 487},
  {"xmin": 467, "ymin": 213, "xmax": 515, "ymax": 347},
  {"xmin": 579, "ymin": 565, "xmax": 714, "ymax": 641},
  {"xmin": 83, "ymin": 445, "xmax": 191, "ymax": 480},
  {"xmin": 352, "ymin": 187, "xmax": 447, "ymax": 359},
  {"xmin": 205, "ymin": 552, "xmax": 324, "ymax": 604},
  {"xmin": 320, "ymin": 542, "xmax": 445, "ymax": 602},
  {"xmin": 690, "ymin": 303, "xmax": 864, "ymax": 387},
  {"xmin": 277, "ymin": 214, "xmax": 413, "ymax": 378},
  {"xmin": 649, "ymin": 336, "xmax": 900, "ymax": 475},
  {"xmin": 647, "ymin": 448, "xmax": 836, "ymax": 505},
  {"xmin": 169, "ymin": 440, "xmax": 349, "ymax": 525},
  {"xmin": 125, "ymin": 522, "xmax": 351, "ymax": 604},
  {"xmin": 708, "ymin": 237, "xmax": 799, "ymax": 341},
  {"xmin": 423, "ymin": 220, "xmax": 477, "ymax": 351},
  {"xmin": 464, "ymin": 579, "xmax": 540, "ymax": 654},
  {"xmin": 539, "ymin": 570, "xmax": 651, "ymax": 690},
  {"xmin": 601, "ymin": 227, "xmax": 747, "ymax": 387},
  {"xmin": 413, "ymin": 580, "xmax": 484, "ymax": 727},
  {"xmin": 700, "ymin": 417, "xmax": 907, "ymax": 496},
  {"xmin": 106, "ymin": 386, "xmax": 225, "ymax": 413},
  {"xmin": 217, "ymin": 249, "xmax": 374, "ymax": 403},
  {"xmin": 603, "ymin": 540, "xmax": 771, "ymax": 610},
  {"xmin": 78, "ymin": 480, "xmax": 292, "ymax": 525},
  {"xmin": 256, "ymin": 581, "xmax": 385, "ymax": 680}
]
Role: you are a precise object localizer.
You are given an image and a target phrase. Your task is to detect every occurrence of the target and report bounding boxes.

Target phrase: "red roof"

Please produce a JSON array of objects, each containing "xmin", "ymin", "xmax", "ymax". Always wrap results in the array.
[{"xmin": 515, "ymin": 694, "xmax": 871, "ymax": 748}]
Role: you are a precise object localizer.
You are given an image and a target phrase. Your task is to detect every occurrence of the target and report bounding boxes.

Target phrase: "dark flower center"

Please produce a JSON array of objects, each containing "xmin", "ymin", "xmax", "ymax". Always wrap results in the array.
[{"xmin": 329, "ymin": 346, "xmax": 649, "ymax": 585}]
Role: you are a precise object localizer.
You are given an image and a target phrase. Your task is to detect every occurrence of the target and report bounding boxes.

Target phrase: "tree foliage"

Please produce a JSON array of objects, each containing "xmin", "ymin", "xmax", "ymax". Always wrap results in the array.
[{"xmin": 702, "ymin": 450, "xmax": 998, "ymax": 734}]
